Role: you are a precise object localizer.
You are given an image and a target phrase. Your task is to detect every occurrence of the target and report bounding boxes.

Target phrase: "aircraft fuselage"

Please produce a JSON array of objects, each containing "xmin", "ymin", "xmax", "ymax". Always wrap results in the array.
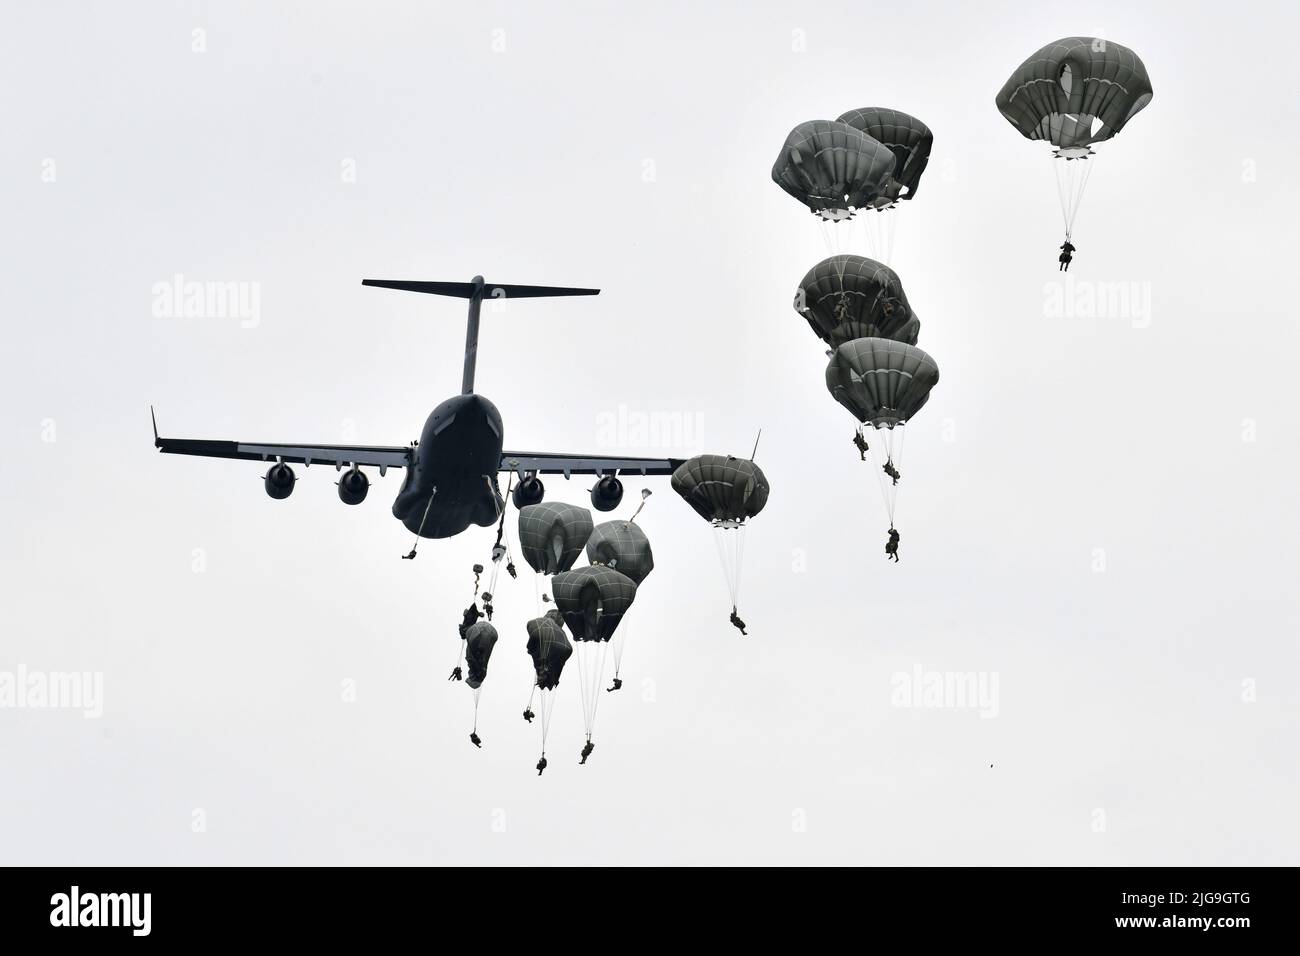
[{"xmin": 391, "ymin": 393, "xmax": 505, "ymax": 539}]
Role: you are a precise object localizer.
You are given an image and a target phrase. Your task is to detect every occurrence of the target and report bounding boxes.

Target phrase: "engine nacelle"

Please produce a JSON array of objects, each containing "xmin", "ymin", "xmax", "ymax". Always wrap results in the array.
[
  {"xmin": 512, "ymin": 475, "xmax": 545, "ymax": 509},
  {"xmin": 264, "ymin": 462, "xmax": 296, "ymax": 500},
  {"xmin": 590, "ymin": 474, "xmax": 623, "ymax": 512},
  {"xmin": 337, "ymin": 466, "xmax": 369, "ymax": 505}
]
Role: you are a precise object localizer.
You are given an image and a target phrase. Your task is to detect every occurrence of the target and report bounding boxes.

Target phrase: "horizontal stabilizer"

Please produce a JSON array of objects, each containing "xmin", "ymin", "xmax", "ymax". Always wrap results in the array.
[
  {"xmin": 362, "ymin": 279, "xmax": 599, "ymax": 299},
  {"xmin": 362, "ymin": 279, "xmax": 477, "ymax": 298},
  {"xmin": 486, "ymin": 284, "xmax": 600, "ymax": 299}
]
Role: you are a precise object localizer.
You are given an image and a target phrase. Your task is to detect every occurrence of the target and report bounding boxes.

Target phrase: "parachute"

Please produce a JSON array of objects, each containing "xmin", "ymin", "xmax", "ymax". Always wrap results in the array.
[
  {"xmin": 552, "ymin": 565, "xmax": 638, "ymax": 758},
  {"xmin": 826, "ymin": 338, "xmax": 939, "ymax": 529},
  {"xmin": 826, "ymin": 338, "xmax": 940, "ymax": 427},
  {"xmin": 672, "ymin": 455, "xmax": 770, "ymax": 525},
  {"xmin": 585, "ymin": 520, "xmax": 654, "ymax": 585},
  {"xmin": 773, "ymin": 105, "xmax": 942, "ymax": 554},
  {"xmin": 795, "ymin": 255, "xmax": 920, "ymax": 346},
  {"xmin": 517, "ymin": 502, "xmax": 594, "ymax": 575},
  {"xmin": 526, "ymin": 610, "xmax": 573, "ymax": 690},
  {"xmin": 552, "ymin": 565, "xmax": 637, "ymax": 643},
  {"xmin": 832, "ymin": 108, "xmax": 932, "ymax": 261},
  {"xmin": 672, "ymin": 455, "xmax": 769, "ymax": 630},
  {"xmin": 463, "ymin": 621, "xmax": 498, "ymax": 690},
  {"xmin": 995, "ymin": 37, "xmax": 1153, "ymax": 248},
  {"xmin": 525, "ymin": 610, "xmax": 572, "ymax": 768},
  {"xmin": 586, "ymin": 519, "xmax": 654, "ymax": 687},
  {"xmin": 462, "ymin": 620, "xmax": 498, "ymax": 745},
  {"xmin": 836, "ymin": 108, "xmax": 933, "ymax": 205},
  {"xmin": 771, "ymin": 120, "xmax": 897, "ymax": 221}
]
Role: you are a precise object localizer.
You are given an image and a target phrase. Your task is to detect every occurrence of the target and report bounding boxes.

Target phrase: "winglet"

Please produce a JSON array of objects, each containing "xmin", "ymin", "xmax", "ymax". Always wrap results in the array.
[{"xmin": 151, "ymin": 405, "xmax": 160, "ymax": 446}]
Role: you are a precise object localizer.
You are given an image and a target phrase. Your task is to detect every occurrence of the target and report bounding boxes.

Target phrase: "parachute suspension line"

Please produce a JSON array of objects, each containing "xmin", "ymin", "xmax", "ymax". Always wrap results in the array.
[
  {"xmin": 1053, "ymin": 157, "xmax": 1071, "ymax": 231},
  {"xmin": 587, "ymin": 639, "xmax": 611, "ymax": 738},
  {"xmin": 573, "ymin": 640, "xmax": 599, "ymax": 742},
  {"xmin": 1070, "ymin": 156, "xmax": 1095, "ymax": 236},
  {"xmin": 882, "ymin": 207, "xmax": 899, "ymax": 265},
  {"xmin": 817, "ymin": 217, "xmax": 837, "ymax": 260},
  {"xmin": 612, "ymin": 615, "xmax": 632, "ymax": 680},
  {"xmin": 865, "ymin": 210, "xmax": 881, "ymax": 263},
  {"xmin": 857, "ymin": 212, "xmax": 875, "ymax": 261},
  {"xmin": 1054, "ymin": 154, "xmax": 1096, "ymax": 238},
  {"xmin": 572, "ymin": 639, "xmax": 589, "ymax": 736},
  {"xmin": 712, "ymin": 522, "xmax": 747, "ymax": 611},
  {"xmin": 818, "ymin": 216, "xmax": 852, "ymax": 259},
  {"xmin": 866, "ymin": 428, "xmax": 894, "ymax": 526},
  {"xmin": 543, "ymin": 685, "xmax": 559, "ymax": 742},
  {"xmin": 890, "ymin": 425, "xmax": 907, "ymax": 526},
  {"xmin": 538, "ymin": 688, "xmax": 554, "ymax": 756},
  {"xmin": 540, "ymin": 685, "xmax": 562, "ymax": 755},
  {"xmin": 471, "ymin": 686, "xmax": 481, "ymax": 733},
  {"xmin": 573, "ymin": 637, "xmax": 611, "ymax": 744},
  {"xmin": 854, "ymin": 207, "xmax": 896, "ymax": 265},
  {"xmin": 866, "ymin": 424, "xmax": 906, "ymax": 527}
]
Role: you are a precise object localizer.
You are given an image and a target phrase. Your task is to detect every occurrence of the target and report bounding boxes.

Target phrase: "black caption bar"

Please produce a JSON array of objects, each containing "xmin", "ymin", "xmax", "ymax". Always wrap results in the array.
[{"xmin": 0, "ymin": 866, "xmax": 1286, "ymax": 943}]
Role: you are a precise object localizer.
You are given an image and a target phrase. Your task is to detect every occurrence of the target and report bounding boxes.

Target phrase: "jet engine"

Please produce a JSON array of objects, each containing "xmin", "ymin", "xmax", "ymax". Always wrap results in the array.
[
  {"xmin": 263, "ymin": 462, "xmax": 296, "ymax": 500},
  {"xmin": 337, "ymin": 465, "xmax": 369, "ymax": 505},
  {"xmin": 590, "ymin": 474, "xmax": 623, "ymax": 512},
  {"xmin": 512, "ymin": 475, "xmax": 545, "ymax": 509}
]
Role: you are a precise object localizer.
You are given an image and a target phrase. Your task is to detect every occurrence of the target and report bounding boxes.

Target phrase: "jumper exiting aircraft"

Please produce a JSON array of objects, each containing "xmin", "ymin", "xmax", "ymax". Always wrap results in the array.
[{"xmin": 153, "ymin": 276, "xmax": 687, "ymax": 548}]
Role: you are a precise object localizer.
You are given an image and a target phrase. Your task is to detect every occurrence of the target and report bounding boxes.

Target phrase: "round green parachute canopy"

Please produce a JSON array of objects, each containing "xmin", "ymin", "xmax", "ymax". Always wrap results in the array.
[
  {"xmin": 585, "ymin": 520, "xmax": 654, "ymax": 585},
  {"xmin": 463, "ymin": 621, "xmax": 498, "ymax": 690},
  {"xmin": 517, "ymin": 502, "xmax": 594, "ymax": 575},
  {"xmin": 835, "ymin": 108, "xmax": 933, "ymax": 203},
  {"xmin": 795, "ymin": 255, "xmax": 920, "ymax": 346},
  {"xmin": 525, "ymin": 613, "xmax": 572, "ymax": 690},
  {"xmin": 826, "ymin": 338, "xmax": 940, "ymax": 427},
  {"xmin": 551, "ymin": 565, "xmax": 638, "ymax": 643},
  {"xmin": 671, "ymin": 455, "xmax": 770, "ymax": 525},
  {"xmin": 995, "ymin": 37, "xmax": 1153, "ymax": 150},
  {"xmin": 771, "ymin": 120, "xmax": 898, "ymax": 219}
]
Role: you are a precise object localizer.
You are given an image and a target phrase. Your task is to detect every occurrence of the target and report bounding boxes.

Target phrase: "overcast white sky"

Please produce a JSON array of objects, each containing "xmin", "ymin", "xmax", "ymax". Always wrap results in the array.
[{"xmin": 2, "ymin": 0, "xmax": 1298, "ymax": 865}]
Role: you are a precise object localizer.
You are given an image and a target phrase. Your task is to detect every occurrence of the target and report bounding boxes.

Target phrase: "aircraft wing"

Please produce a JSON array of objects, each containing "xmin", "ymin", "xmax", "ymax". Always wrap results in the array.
[
  {"xmin": 499, "ymin": 451, "xmax": 685, "ymax": 478},
  {"xmin": 153, "ymin": 411, "xmax": 412, "ymax": 471}
]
